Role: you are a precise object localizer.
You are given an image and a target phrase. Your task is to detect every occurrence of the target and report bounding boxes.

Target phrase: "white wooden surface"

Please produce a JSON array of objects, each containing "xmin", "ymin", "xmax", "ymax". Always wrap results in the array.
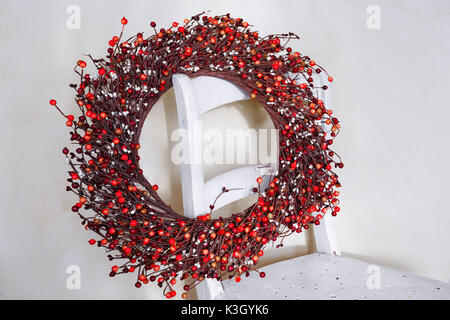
[{"xmin": 216, "ymin": 253, "xmax": 450, "ymax": 300}]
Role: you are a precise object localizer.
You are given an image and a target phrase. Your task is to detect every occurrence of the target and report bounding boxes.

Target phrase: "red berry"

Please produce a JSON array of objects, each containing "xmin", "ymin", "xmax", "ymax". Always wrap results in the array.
[
  {"xmin": 77, "ymin": 60, "xmax": 87, "ymax": 68},
  {"xmin": 49, "ymin": 99, "xmax": 57, "ymax": 105},
  {"xmin": 121, "ymin": 17, "xmax": 128, "ymax": 25},
  {"xmin": 165, "ymin": 290, "xmax": 176, "ymax": 298}
]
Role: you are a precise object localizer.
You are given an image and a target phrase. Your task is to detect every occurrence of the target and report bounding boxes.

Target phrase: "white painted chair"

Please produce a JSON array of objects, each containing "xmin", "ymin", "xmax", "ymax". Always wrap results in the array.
[{"xmin": 172, "ymin": 73, "xmax": 450, "ymax": 300}]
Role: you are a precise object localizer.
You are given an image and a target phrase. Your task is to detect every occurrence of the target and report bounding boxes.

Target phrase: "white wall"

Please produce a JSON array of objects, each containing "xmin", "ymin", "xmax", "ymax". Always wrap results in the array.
[{"xmin": 0, "ymin": 0, "xmax": 449, "ymax": 299}]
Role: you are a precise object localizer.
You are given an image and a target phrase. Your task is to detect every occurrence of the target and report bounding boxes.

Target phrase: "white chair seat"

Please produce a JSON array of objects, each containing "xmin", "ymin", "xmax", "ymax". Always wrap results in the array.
[{"xmin": 216, "ymin": 253, "xmax": 450, "ymax": 300}]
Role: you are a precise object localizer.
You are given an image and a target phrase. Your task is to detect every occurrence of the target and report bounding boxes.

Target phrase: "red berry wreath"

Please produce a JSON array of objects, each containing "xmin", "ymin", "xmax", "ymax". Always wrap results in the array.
[{"xmin": 51, "ymin": 12, "xmax": 343, "ymax": 299}]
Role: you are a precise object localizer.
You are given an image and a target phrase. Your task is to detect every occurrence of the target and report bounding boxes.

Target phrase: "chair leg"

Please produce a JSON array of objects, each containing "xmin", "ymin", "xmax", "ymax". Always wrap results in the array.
[
  {"xmin": 195, "ymin": 278, "xmax": 225, "ymax": 300},
  {"xmin": 313, "ymin": 215, "xmax": 341, "ymax": 256}
]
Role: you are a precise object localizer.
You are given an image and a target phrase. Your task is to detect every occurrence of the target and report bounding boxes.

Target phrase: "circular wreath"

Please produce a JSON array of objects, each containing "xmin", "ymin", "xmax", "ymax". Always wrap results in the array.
[{"xmin": 51, "ymin": 12, "xmax": 343, "ymax": 299}]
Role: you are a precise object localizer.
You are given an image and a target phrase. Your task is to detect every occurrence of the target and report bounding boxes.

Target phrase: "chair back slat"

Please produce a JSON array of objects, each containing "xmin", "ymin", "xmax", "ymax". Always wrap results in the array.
[
  {"xmin": 191, "ymin": 76, "xmax": 248, "ymax": 115},
  {"xmin": 203, "ymin": 165, "xmax": 273, "ymax": 213},
  {"xmin": 173, "ymin": 74, "xmax": 205, "ymax": 218}
]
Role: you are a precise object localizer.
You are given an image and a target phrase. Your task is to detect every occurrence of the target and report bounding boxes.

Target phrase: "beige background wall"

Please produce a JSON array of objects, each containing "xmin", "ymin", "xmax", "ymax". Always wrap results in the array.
[{"xmin": 0, "ymin": 0, "xmax": 449, "ymax": 299}]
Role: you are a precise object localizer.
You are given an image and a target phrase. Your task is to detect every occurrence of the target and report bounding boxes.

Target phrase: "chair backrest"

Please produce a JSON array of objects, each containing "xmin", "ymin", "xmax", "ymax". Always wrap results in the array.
[
  {"xmin": 172, "ymin": 72, "xmax": 340, "ymax": 299},
  {"xmin": 172, "ymin": 74, "xmax": 275, "ymax": 219}
]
